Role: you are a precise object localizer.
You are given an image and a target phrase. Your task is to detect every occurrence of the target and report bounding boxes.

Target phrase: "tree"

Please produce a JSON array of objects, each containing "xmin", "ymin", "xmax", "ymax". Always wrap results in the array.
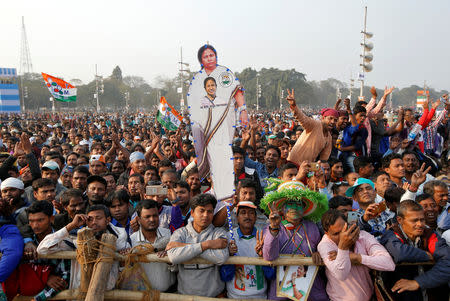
[{"xmin": 111, "ymin": 66, "xmax": 123, "ymax": 82}]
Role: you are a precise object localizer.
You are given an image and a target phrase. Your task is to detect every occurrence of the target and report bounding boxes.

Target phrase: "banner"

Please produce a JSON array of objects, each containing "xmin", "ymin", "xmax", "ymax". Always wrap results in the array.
[
  {"xmin": 42, "ymin": 73, "xmax": 77, "ymax": 102},
  {"xmin": 156, "ymin": 97, "xmax": 183, "ymax": 131},
  {"xmin": 416, "ymin": 90, "xmax": 429, "ymax": 108}
]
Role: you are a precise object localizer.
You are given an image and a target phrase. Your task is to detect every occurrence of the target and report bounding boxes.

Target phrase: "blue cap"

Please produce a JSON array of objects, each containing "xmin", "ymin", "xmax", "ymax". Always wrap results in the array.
[{"xmin": 345, "ymin": 178, "xmax": 375, "ymax": 197}]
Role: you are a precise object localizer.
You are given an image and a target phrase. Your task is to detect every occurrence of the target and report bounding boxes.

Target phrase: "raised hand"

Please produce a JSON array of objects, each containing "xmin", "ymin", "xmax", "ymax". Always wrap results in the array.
[
  {"xmin": 241, "ymin": 127, "xmax": 251, "ymax": 141},
  {"xmin": 370, "ymin": 86, "xmax": 377, "ymax": 98},
  {"xmin": 337, "ymin": 223, "xmax": 359, "ymax": 250},
  {"xmin": 286, "ymin": 89, "xmax": 296, "ymax": 108},
  {"xmin": 268, "ymin": 202, "xmax": 282, "ymax": 231},
  {"xmin": 431, "ymin": 98, "xmax": 441, "ymax": 110},
  {"xmin": 343, "ymin": 98, "xmax": 351, "ymax": 109},
  {"xmin": 21, "ymin": 133, "xmax": 32, "ymax": 154},
  {"xmin": 410, "ymin": 163, "xmax": 432, "ymax": 192},
  {"xmin": 255, "ymin": 230, "xmax": 264, "ymax": 257},
  {"xmin": 383, "ymin": 86, "xmax": 395, "ymax": 98}
]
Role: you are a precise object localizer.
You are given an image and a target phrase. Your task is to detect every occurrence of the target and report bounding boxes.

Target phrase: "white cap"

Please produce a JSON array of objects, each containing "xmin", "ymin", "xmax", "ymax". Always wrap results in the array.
[
  {"xmin": 42, "ymin": 160, "xmax": 60, "ymax": 171},
  {"xmin": 1, "ymin": 177, "xmax": 24, "ymax": 190}
]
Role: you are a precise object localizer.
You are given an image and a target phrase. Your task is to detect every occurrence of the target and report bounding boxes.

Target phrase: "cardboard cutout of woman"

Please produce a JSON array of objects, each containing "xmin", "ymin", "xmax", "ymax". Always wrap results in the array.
[{"xmin": 187, "ymin": 44, "xmax": 248, "ymax": 200}]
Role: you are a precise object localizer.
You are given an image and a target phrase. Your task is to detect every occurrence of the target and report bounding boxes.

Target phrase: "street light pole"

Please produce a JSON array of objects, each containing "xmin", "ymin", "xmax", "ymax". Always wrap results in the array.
[
  {"xmin": 95, "ymin": 64, "xmax": 100, "ymax": 112},
  {"xmin": 360, "ymin": 6, "xmax": 367, "ymax": 97},
  {"xmin": 256, "ymin": 74, "xmax": 260, "ymax": 111}
]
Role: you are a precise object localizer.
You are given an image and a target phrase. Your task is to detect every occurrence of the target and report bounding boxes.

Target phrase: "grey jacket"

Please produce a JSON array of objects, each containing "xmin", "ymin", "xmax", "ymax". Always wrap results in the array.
[{"xmin": 167, "ymin": 222, "xmax": 229, "ymax": 297}]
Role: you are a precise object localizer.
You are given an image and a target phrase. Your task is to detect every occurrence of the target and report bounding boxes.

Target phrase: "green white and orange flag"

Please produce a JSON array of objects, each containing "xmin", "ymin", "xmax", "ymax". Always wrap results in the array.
[
  {"xmin": 156, "ymin": 97, "xmax": 183, "ymax": 131},
  {"xmin": 42, "ymin": 73, "xmax": 77, "ymax": 102}
]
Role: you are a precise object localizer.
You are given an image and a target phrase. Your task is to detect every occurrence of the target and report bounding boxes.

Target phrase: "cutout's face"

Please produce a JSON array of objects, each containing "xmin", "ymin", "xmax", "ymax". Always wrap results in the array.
[
  {"xmin": 418, "ymin": 198, "xmax": 439, "ymax": 226},
  {"xmin": 354, "ymin": 183, "xmax": 376, "ymax": 205},
  {"xmin": 201, "ymin": 49, "xmax": 217, "ymax": 70},
  {"xmin": 205, "ymin": 79, "xmax": 217, "ymax": 97}
]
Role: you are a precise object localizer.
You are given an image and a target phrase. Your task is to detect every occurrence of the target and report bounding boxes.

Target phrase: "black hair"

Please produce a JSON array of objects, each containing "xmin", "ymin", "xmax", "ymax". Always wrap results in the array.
[
  {"xmin": 129, "ymin": 173, "xmax": 145, "ymax": 184},
  {"xmin": 331, "ymin": 183, "xmax": 349, "ymax": 196},
  {"xmin": 321, "ymin": 209, "xmax": 346, "ymax": 232},
  {"xmin": 60, "ymin": 188, "xmax": 84, "ymax": 207},
  {"xmin": 174, "ymin": 180, "xmax": 191, "ymax": 192},
  {"xmin": 87, "ymin": 175, "xmax": 107, "ymax": 188},
  {"xmin": 279, "ymin": 163, "xmax": 298, "ymax": 178},
  {"xmin": 353, "ymin": 105, "xmax": 367, "ymax": 115},
  {"xmin": 328, "ymin": 196, "xmax": 352, "ymax": 209},
  {"xmin": 27, "ymin": 200, "xmax": 54, "ymax": 217},
  {"xmin": 105, "ymin": 189, "xmax": 130, "ymax": 207},
  {"xmin": 237, "ymin": 178, "xmax": 257, "ymax": 192},
  {"xmin": 382, "ymin": 153, "xmax": 403, "ymax": 170},
  {"xmin": 136, "ymin": 199, "xmax": 158, "ymax": 217},
  {"xmin": 73, "ymin": 165, "xmax": 90, "ymax": 176},
  {"xmin": 384, "ymin": 187, "xmax": 405, "ymax": 204},
  {"xmin": 370, "ymin": 171, "xmax": 389, "ymax": 182},
  {"xmin": 328, "ymin": 157, "xmax": 342, "ymax": 168},
  {"xmin": 232, "ymin": 146, "xmax": 246, "ymax": 157},
  {"xmin": 204, "ymin": 77, "xmax": 217, "ymax": 88},
  {"xmin": 32, "ymin": 178, "xmax": 56, "ymax": 192},
  {"xmin": 415, "ymin": 193, "xmax": 434, "ymax": 204},
  {"xmin": 190, "ymin": 193, "xmax": 217, "ymax": 211},
  {"xmin": 266, "ymin": 145, "xmax": 281, "ymax": 158},
  {"xmin": 197, "ymin": 44, "xmax": 217, "ymax": 65},
  {"xmin": 87, "ymin": 204, "xmax": 110, "ymax": 218},
  {"xmin": 158, "ymin": 159, "xmax": 174, "ymax": 168},
  {"xmin": 401, "ymin": 150, "xmax": 419, "ymax": 161},
  {"xmin": 353, "ymin": 156, "xmax": 372, "ymax": 173}
]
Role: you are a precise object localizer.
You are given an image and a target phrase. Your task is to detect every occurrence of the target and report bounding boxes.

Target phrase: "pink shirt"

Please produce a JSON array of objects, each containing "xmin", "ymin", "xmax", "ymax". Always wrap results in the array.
[{"xmin": 317, "ymin": 230, "xmax": 395, "ymax": 301}]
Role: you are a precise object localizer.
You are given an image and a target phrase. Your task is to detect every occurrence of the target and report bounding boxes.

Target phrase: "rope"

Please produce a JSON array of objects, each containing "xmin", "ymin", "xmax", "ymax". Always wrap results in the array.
[
  {"xmin": 142, "ymin": 289, "xmax": 160, "ymax": 301},
  {"xmin": 116, "ymin": 243, "xmax": 156, "ymax": 291},
  {"xmin": 76, "ymin": 234, "xmax": 98, "ymax": 267}
]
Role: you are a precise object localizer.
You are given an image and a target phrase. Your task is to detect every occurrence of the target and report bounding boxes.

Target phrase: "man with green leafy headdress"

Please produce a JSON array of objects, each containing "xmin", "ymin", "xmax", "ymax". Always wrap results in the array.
[{"xmin": 260, "ymin": 181, "xmax": 329, "ymax": 301}]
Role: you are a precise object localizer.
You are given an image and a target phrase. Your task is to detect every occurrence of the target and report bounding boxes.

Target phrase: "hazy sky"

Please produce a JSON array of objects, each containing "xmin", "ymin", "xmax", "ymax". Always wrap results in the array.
[{"xmin": 1, "ymin": 0, "xmax": 449, "ymax": 90}]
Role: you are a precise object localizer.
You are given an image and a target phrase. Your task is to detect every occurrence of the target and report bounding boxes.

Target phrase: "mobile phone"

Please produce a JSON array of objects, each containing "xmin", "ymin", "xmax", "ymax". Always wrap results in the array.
[
  {"xmin": 310, "ymin": 163, "xmax": 320, "ymax": 171},
  {"xmin": 146, "ymin": 185, "xmax": 168, "ymax": 196},
  {"xmin": 347, "ymin": 211, "xmax": 359, "ymax": 224}
]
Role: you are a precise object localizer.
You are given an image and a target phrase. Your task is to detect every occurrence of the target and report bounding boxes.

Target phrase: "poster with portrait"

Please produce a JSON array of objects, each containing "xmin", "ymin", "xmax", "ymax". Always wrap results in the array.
[
  {"xmin": 276, "ymin": 261, "xmax": 318, "ymax": 301},
  {"xmin": 187, "ymin": 44, "xmax": 248, "ymax": 201}
]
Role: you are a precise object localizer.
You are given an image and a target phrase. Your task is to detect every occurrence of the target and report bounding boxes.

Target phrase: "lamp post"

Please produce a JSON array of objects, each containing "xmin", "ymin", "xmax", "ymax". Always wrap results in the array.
[
  {"xmin": 359, "ymin": 6, "xmax": 374, "ymax": 99},
  {"xmin": 256, "ymin": 73, "xmax": 261, "ymax": 111}
]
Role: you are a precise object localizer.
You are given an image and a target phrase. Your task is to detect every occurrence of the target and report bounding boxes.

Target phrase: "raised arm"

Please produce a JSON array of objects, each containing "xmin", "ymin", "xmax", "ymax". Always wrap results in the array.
[
  {"xmin": 385, "ymin": 107, "xmax": 405, "ymax": 136},
  {"xmin": 286, "ymin": 89, "xmax": 316, "ymax": 132},
  {"xmin": 370, "ymin": 86, "xmax": 394, "ymax": 117}
]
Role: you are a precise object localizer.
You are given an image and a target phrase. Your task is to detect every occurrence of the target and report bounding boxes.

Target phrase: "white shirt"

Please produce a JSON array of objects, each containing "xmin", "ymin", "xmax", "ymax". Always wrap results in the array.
[
  {"xmin": 37, "ymin": 223, "xmax": 129, "ymax": 290},
  {"xmin": 130, "ymin": 227, "xmax": 175, "ymax": 291},
  {"xmin": 226, "ymin": 227, "xmax": 267, "ymax": 299}
]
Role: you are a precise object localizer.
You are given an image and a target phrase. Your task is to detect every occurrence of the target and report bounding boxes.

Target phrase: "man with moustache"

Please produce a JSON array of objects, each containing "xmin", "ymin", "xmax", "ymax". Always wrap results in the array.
[
  {"xmin": 131, "ymin": 199, "xmax": 175, "ymax": 292},
  {"xmin": 53, "ymin": 189, "xmax": 86, "ymax": 233},
  {"xmin": 380, "ymin": 200, "xmax": 450, "ymax": 301}
]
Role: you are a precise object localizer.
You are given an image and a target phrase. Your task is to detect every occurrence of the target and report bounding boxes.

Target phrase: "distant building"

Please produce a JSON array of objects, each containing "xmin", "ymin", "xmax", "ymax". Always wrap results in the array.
[{"xmin": 0, "ymin": 68, "xmax": 20, "ymax": 113}]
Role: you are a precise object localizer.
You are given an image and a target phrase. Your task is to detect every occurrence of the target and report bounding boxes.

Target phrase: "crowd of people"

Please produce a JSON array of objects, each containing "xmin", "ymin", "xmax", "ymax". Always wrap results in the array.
[{"xmin": 0, "ymin": 88, "xmax": 448, "ymax": 301}]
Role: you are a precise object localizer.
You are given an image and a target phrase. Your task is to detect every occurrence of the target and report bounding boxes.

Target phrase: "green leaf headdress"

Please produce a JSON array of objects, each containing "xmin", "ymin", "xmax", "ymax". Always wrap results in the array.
[{"xmin": 260, "ymin": 180, "xmax": 328, "ymax": 223}]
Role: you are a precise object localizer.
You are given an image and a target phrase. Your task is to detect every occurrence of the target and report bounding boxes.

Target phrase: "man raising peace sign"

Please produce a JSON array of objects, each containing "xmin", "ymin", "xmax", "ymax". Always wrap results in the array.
[{"xmin": 285, "ymin": 89, "xmax": 338, "ymax": 167}]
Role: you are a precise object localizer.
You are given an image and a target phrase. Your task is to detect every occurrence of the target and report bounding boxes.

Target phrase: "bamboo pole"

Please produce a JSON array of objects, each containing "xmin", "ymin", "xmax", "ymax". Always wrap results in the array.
[
  {"xmin": 12, "ymin": 289, "xmax": 268, "ymax": 301},
  {"xmin": 76, "ymin": 227, "xmax": 98, "ymax": 296},
  {"xmin": 37, "ymin": 251, "xmax": 433, "ymax": 266},
  {"xmin": 85, "ymin": 233, "xmax": 117, "ymax": 301}
]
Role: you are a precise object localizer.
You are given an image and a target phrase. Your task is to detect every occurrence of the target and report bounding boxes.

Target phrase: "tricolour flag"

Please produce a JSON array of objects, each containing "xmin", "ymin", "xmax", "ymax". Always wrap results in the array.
[
  {"xmin": 42, "ymin": 73, "xmax": 77, "ymax": 102},
  {"xmin": 416, "ymin": 90, "xmax": 429, "ymax": 108},
  {"xmin": 156, "ymin": 97, "xmax": 183, "ymax": 131}
]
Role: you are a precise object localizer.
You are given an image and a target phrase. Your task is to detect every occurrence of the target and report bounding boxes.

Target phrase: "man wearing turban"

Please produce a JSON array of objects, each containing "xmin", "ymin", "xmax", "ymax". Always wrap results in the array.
[{"xmin": 285, "ymin": 89, "xmax": 338, "ymax": 166}]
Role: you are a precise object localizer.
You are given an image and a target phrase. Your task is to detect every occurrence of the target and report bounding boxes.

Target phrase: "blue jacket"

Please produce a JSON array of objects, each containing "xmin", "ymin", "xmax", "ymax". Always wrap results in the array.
[
  {"xmin": 379, "ymin": 225, "xmax": 450, "ymax": 299},
  {"xmin": 0, "ymin": 224, "xmax": 24, "ymax": 282}
]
